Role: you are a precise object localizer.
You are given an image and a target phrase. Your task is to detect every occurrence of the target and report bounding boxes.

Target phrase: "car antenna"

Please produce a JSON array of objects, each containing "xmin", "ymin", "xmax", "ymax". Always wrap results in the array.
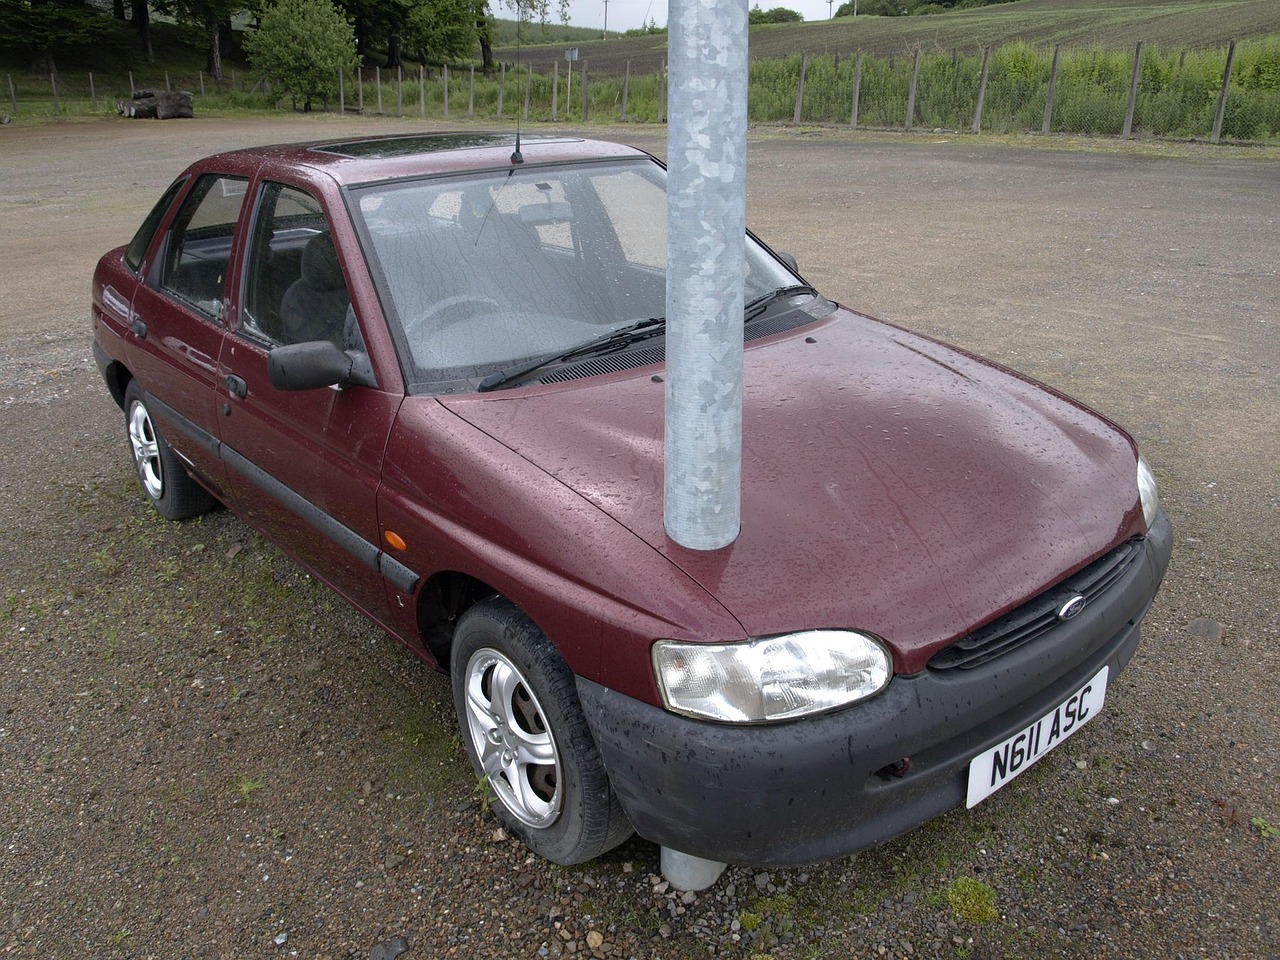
[{"xmin": 511, "ymin": 0, "xmax": 524, "ymax": 165}]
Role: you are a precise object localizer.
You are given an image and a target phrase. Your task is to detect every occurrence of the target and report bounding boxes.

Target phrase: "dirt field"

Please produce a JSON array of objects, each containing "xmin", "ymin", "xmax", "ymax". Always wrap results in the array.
[{"xmin": 1, "ymin": 114, "xmax": 1277, "ymax": 960}]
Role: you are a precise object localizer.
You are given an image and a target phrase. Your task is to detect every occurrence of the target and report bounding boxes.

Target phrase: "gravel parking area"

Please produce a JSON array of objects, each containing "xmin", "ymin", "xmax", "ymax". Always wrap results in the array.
[{"xmin": 1, "ymin": 115, "xmax": 1277, "ymax": 959}]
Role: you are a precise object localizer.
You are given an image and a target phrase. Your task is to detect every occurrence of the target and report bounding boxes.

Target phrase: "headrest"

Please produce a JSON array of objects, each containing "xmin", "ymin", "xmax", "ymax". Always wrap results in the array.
[{"xmin": 300, "ymin": 233, "xmax": 345, "ymax": 291}]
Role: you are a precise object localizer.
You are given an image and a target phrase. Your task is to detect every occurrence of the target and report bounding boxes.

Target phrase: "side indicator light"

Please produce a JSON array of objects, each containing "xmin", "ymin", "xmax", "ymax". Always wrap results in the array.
[{"xmin": 384, "ymin": 530, "xmax": 407, "ymax": 551}]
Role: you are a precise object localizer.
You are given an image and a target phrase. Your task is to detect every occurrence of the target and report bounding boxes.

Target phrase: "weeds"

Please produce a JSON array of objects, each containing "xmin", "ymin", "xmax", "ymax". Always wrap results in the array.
[
  {"xmin": 944, "ymin": 876, "xmax": 999, "ymax": 925},
  {"xmin": 1251, "ymin": 816, "xmax": 1279, "ymax": 840},
  {"xmin": 234, "ymin": 775, "xmax": 266, "ymax": 801}
]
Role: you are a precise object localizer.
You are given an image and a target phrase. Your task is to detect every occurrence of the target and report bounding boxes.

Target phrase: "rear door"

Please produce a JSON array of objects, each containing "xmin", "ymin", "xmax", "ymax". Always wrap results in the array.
[
  {"xmin": 126, "ymin": 173, "xmax": 250, "ymax": 497},
  {"xmin": 213, "ymin": 177, "xmax": 402, "ymax": 627}
]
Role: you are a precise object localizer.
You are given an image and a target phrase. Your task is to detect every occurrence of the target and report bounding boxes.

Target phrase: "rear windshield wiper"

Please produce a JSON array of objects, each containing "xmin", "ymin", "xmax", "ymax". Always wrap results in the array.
[
  {"xmin": 477, "ymin": 317, "xmax": 666, "ymax": 392},
  {"xmin": 745, "ymin": 284, "xmax": 818, "ymax": 322}
]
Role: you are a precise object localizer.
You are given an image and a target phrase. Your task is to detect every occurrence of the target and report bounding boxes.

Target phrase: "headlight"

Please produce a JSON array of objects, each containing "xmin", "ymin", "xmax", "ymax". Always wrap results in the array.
[
  {"xmin": 652, "ymin": 630, "xmax": 892, "ymax": 724},
  {"xmin": 1137, "ymin": 455, "xmax": 1160, "ymax": 530}
]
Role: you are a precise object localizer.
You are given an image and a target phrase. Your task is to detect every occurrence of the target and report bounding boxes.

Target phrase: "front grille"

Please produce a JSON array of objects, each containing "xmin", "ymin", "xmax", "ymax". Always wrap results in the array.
[{"xmin": 928, "ymin": 538, "xmax": 1144, "ymax": 671}]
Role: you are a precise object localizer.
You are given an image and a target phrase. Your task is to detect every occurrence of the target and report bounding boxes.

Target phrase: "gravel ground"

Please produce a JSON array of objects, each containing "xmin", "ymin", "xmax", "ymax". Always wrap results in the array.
[{"xmin": 1, "ymin": 115, "xmax": 1277, "ymax": 960}]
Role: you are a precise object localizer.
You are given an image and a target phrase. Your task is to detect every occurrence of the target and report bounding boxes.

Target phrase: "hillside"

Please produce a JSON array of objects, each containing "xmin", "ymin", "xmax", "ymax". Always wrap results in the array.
[{"xmin": 495, "ymin": 0, "xmax": 1280, "ymax": 77}]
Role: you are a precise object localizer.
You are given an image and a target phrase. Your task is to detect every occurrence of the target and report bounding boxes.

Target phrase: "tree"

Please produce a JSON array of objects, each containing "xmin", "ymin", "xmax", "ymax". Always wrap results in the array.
[
  {"xmin": 748, "ymin": 5, "xmax": 803, "ymax": 24},
  {"xmin": 153, "ymin": 0, "xmax": 240, "ymax": 79},
  {"xmin": 244, "ymin": 0, "xmax": 359, "ymax": 109},
  {"xmin": 0, "ymin": 0, "xmax": 119, "ymax": 77},
  {"xmin": 403, "ymin": 0, "xmax": 476, "ymax": 63}
]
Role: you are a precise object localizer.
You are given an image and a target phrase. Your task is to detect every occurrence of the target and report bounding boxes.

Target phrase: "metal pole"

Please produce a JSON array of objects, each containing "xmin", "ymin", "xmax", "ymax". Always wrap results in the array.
[
  {"xmin": 421, "ymin": 64, "xmax": 426, "ymax": 118},
  {"xmin": 850, "ymin": 51, "xmax": 863, "ymax": 129},
  {"xmin": 90, "ymin": 71, "xmax": 97, "ymax": 110},
  {"xmin": 376, "ymin": 66, "xmax": 383, "ymax": 114},
  {"xmin": 551, "ymin": 61, "xmax": 558, "ymax": 121},
  {"xmin": 51, "ymin": 75, "xmax": 60, "ymax": 112},
  {"xmin": 658, "ymin": 59, "xmax": 666, "ymax": 124},
  {"xmin": 581, "ymin": 59, "xmax": 589, "ymax": 122},
  {"xmin": 498, "ymin": 61, "xmax": 506, "ymax": 118},
  {"xmin": 972, "ymin": 45, "xmax": 990, "ymax": 134},
  {"xmin": 566, "ymin": 59, "xmax": 572, "ymax": 116},
  {"xmin": 1122, "ymin": 40, "xmax": 1143, "ymax": 139},
  {"xmin": 664, "ymin": 0, "xmax": 748, "ymax": 551},
  {"xmin": 128, "ymin": 70, "xmax": 135, "ymax": 96},
  {"xmin": 339, "ymin": 69, "xmax": 345, "ymax": 113},
  {"xmin": 164, "ymin": 71, "xmax": 170, "ymax": 93},
  {"xmin": 1042, "ymin": 43, "xmax": 1061, "ymax": 136},
  {"xmin": 198, "ymin": 70, "xmax": 205, "ymax": 100},
  {"xmin": 1211, "ymin": 40, "xmax": 1237, "ymax": 144},
  {"xmin": 793, "ymin": 54, "xmax": 808, "ymax": 125},
  {"xmin": 621, "ymin": 60, "xmax": 630, "ymax": 120},
  {"xmin": 469, "ymin": 66, "xmax": 475, "ymax": 118},
  {"xmin": 442, "ymin": 65, "xmax": 448, "ymax": 118},
  {"xmin": 7, "ymin": 74, "xmax": 16, "ymax": 115},
  {"xmin": 397, "ymin": 65, "xmax": 403, "ymax": 116},
  {"xmin": 358, "ymin": 69, "xmax": 365, "ymax": 112},
  {"xmin": 524, "ymin": 65, "xmax": 531, "ymax": 120},
  {"xmin": 905, "ymin": 47, "xmax": 921, "ymax": 132}
]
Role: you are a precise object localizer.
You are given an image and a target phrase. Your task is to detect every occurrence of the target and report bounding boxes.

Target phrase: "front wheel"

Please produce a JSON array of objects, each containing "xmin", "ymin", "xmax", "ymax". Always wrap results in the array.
[
  {"xmin": 123, "ymin": 380, "xmax": 214, "ymax": 521},
  {"xmin": 451, "ymin": 598, "xmax": 633, "ymax": 865}
]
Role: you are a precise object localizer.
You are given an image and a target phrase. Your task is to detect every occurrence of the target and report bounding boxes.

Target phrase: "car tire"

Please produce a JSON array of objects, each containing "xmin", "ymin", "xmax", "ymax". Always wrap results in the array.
[
  {"xmin": 123, "ymin": 380, "xmax": 215, "ymax": 521},
  {"xmin": 451, "ymin": 597, "xmax": 633, "ymax": 865}
]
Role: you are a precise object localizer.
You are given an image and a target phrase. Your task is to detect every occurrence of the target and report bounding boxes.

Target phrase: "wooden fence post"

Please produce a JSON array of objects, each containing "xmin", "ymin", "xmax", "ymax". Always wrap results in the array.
[
  {"xmin": 396, "ymin": 65, "xmax": 403, "ymax": 116},
  {"xmin": 443, "ymin": 65, "xmax": 449, "ymax": 118},
  {"xmin": 51, "ymin": 75, "xmax": 60, "ymax": 112},
  {"xmin": 358, "ymin": 69, "xmax": 365, "ymax": 112},
  {"xmin": 905, "ymin": 47, "xmax": 921, "ymax": 132},
  {"xmin": 128, "ymin": 70, "xmax": 135, "ymax": 95},
  {"xmin": 1121, "ymin": 40, "xmax": 1143, "ymax": 139},
  {"xmin": 7, "ymin": 74, "xmax": 16, "ymax": 114},
  {"xmin": 621, "ymin": 60, "xmax": 630, "ymax": 120},
  {"xmin": 497, "ymin": 61, "xmax": 506, "ymax": 118},
  {"xmin": 164, "ymin": 71, "xmax": 170, "ymax": 92},
  {"xmin": 198, "ymin": 70, "xmax": 206, "ymax": 99},
  {"xmin": 658, "ymin": 59, "xmax": 666, "ymax": 124},
  {"xmin": 90, "ymin": 71, "xmax": 97, "ymax": 110},
  {"xmin": 1211, "ymin": 40, "xmax": 1237, "ymax": 144},
  {"xmin": 376, "ymin": 66, "xmax": 383, "ymax": 114},
  {"xmin": 551, "ymin": 61, "xmax": 558, "ymax": 121},
  {"xmin": 793, "ymin": 54, "xmax": 808, "ymax": 125},
  {"xmin": 972, "ymin": 45, "xmax": 991, "ymax": 134},
  {"xmin": 850, "ymin": 51, "xmax": 863, "ymax": 129},
  {"xmin": 469, "ymin": 66, "xmax": 475, "ymax": 118},
  {"xmin": 339, "ymin": 69, "xmax": 345, "ymax": 113},
  {"xmin": 524, "ymin": 65, "xmax": 531, "ymax": 120},
  {"xmin": 421, "ymin": 65, "xmax": 427, "ymax": 118},
  {"xmin": 1042, "ymin": 43, "xmax": 1061, "ymax": 135},
  {"xmin": 581, "ymin": 60, "xmax": 589, "ymax": 122}
]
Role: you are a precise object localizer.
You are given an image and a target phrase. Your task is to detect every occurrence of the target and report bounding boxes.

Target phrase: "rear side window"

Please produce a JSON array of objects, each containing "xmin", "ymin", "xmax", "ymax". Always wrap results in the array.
[
  {"xmin": 157, "ymin": 174, "xmax": 249, "ymax": 320},
  {"xmin": 123, "ymin": 177, "xmax": 186, "ymax": 274}
]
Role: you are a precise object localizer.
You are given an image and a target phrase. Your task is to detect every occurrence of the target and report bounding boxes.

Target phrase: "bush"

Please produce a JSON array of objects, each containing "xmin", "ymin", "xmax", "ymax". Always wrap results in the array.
[{"xmin": 243, "ymin": 0, "xmax": 359, "ymax": 111}]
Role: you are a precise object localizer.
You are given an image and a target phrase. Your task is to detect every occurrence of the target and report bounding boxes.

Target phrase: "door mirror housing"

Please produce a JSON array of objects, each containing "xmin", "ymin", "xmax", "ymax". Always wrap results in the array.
[
  {"xmin": 268, "ymin": 341, "xmax": 374, "ymax": 391},
  {"xmin": 776, "ymin": 251, "xmax": 799, "ymax": 273}
]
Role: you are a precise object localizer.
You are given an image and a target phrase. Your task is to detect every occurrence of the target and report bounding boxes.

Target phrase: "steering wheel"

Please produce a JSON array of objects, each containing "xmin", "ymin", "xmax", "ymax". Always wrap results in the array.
[{"xmin": 404, "ymin": 295, "xmax": 502, "ymax": 338}]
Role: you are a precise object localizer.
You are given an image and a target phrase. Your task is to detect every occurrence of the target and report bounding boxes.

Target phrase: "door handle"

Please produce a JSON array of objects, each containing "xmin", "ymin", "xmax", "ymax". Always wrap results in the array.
[
  {"xmin": 131, "ymin": 318, "xmax": 147, "ymax": 338},
  {"xmin": 225, "ymin": 374, "xmax": 248, "ymax": 399}
]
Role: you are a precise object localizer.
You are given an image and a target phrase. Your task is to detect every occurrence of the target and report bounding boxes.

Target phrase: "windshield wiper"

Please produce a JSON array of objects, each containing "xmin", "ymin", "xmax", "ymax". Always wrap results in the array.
[
  {"xmin": 477, "ymin": 317, "xmax": 666, "ymax": 392},
  {"xmin": 744, "ymin": 284, "xmax": 818, "ymax": 322}
]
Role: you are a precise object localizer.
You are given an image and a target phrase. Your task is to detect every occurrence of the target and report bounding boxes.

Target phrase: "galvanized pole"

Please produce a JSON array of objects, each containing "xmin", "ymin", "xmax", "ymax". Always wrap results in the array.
[{"xmin": 664, "ymin": 0, "xmax": 748, "ymax": 552}]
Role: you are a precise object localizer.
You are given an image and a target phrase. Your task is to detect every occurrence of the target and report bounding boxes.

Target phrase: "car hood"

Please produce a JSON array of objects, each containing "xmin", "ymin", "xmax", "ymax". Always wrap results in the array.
[{"xmin": 441, "ymin": 309, "xmax": 1144, "ymax": 673}]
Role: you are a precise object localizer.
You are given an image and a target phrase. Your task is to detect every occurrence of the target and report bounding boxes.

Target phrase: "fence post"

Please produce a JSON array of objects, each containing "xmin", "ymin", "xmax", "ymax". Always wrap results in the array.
[
  {"xmin": 358, "ymin": 69, "xmax": 365, "ymax": 112},
  {"xmin": 199, "ymin": 70, "xmax": 206, "ymax": 100},
  {"xmin": 850, "ymin": 51, "xmax": 863, "ymax": 129},
  {"xmin": 164, "ymin": 71, "xmax": 171, "ymax": 92},
  {"xmin": 7, "ymin": 74, "xmax": 15, "ymax": 115},
  {"xmin": 524, "ymin": 65, "xmax": 531, "ymax": 120},
  {"xmin": 421, "ymin": 64, "xmax": 427, "ymax": 118},
  {"xmin": 90, "ymin": 71, "xmax": 97, "ymax": 110},
  {"xmin": 51, "ymin": 75, "xmax": 60, "ymax": 112},
  {"xmin": 793, "ymin": 54, "xmax": 808, "ymax": 125},
  {"xmin": 1211, "ymin": 40, "xmax": 1237, "ymax": 144},
  {"xmin": 397, "ymin": 65, "xmax": 403, "ymax": 116},
  {"xmin": 339, "ymin": 69, "xmax": 345, "ymax": 113},
  {"xmin": 581, "ymin": 59, "xmax": 589, "ymax": 122},
  {"xmin": 621, "ymin": 60, "xmax": 630, "ymax": 120},
  {"xmin": 972, "ymin": 45, "xmax": 990, "ymax": 134},
  {"xmin": 443, "ymin": 65, "xmax": 449, "ymax": 118},
  {"xmin": 230, "ymin": 69, "xmax": 235, "ymax": 92},
  {"xmin": 498, "ymin": 61, "xmax": 506, "ymax": 118},
  {"xmin": 905, "ymin": 47, "xmax": 921, "ymax": 132},
  {"xmin": 376, "ymin": 66, "xmax": 383, "ymax": 114},
  {"xmin": 1042, "ymin": 43, "xmax": 1061, "ymax": 135},
  {"xmin": 551, "ymin": 61, "xmax": 558, "ymax": 121},
  {"xmin": 469, "ymin": 66, "xmax": 475, "ymax": 118},
  {"xmin": 1121, "ymin": 40, "xmax": 1143, "ymax": 139},
  {"xmin": 659, "ymin": 59, "xmax": 666, "ymax": 124},
  {"xmin": 129, "ymin": 70, "xmax": 135, "ymax": 95}
]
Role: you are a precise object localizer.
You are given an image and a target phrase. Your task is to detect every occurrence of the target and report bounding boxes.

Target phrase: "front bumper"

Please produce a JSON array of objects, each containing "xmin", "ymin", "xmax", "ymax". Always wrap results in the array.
[{"xmin": 577, "ymin": 510, "xmax": 1173, "ymax": 866}]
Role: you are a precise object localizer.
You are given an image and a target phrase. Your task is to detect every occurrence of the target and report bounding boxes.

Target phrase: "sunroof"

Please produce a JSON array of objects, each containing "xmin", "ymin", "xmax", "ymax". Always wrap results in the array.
[{"xmin": 313, "ymin": 134, "xmax": 577, "ymax": 159}]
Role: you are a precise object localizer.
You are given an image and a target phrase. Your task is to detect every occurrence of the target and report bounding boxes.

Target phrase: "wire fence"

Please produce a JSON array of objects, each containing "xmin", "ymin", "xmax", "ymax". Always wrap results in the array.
[{"xmin": 5, "ymin": 37, "xmax": 1279, "ymax": 143}]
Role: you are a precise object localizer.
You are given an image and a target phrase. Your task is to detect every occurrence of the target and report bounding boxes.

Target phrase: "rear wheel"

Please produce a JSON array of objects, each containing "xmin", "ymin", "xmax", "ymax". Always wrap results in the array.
[
  {"xmin": 123, "ymin": 380, "xmax": 214, "ymax": 521},
  {"xmin": 451, "ymin": 598, "xmax": 633, "ymax": 865}
]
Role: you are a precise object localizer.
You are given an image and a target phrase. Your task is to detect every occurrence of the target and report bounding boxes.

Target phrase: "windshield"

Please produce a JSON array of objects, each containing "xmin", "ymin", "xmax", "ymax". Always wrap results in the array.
[{"xmin": 350, "ymin": 158, "xmax": 799, "ymax": 392}]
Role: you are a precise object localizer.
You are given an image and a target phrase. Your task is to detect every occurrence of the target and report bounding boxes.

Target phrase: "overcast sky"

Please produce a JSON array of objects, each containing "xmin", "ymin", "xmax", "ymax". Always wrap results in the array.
[{"xmin": 557, "ymin": 0, "xmax": 847, "ymax": 34}]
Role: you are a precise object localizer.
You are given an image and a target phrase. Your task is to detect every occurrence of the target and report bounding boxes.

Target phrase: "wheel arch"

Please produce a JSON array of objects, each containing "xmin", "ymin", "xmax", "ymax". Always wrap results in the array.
[
  {"xmin": 99, "ymin": 358, "xmax": 133, "ymax": 410},
  {"xmin": 416, "ymin": 569, "xmax": 501, "ymax": 669}
]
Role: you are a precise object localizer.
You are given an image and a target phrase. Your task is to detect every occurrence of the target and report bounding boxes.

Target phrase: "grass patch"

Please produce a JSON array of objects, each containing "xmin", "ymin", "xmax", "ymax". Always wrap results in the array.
[{"xmin": 944, "ymin": 876, "xmax": 999, "ymax": 925}]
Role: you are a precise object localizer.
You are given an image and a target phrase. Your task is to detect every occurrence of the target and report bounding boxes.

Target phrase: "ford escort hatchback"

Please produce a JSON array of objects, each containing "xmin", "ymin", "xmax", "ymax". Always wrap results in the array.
[{"xmin": 92, "ymin": 133, "xmax": 1172, "ymax": 870}]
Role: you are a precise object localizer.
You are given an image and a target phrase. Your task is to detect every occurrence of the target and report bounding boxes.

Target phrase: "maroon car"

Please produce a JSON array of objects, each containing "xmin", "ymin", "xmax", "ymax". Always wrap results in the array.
[{"xmin": 92, "ymin": 133, "xmax": 1171, "ymax": 872}]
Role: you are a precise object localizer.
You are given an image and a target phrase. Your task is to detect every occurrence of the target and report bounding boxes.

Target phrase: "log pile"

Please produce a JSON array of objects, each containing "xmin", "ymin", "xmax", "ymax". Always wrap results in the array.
[{"xmin": 117, "ymin": 89, "xmax": 194, "ymax": 119}]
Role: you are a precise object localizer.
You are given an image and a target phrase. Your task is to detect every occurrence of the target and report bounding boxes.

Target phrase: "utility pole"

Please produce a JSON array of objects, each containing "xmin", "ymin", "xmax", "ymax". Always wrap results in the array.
[
  {"xmin": 827, "ymin": 0, "xmax": 833, "ymax": 17},
  {"xmin": 603, "ymin": 0, "xmax": 609, "ymax": 38}
]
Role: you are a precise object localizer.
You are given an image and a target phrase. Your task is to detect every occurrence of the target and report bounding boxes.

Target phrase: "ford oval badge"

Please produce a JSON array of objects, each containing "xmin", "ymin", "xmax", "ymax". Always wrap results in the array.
[{"xmin": 1057, "ymin": 595, "xmax": 1087, "ymax": 621}]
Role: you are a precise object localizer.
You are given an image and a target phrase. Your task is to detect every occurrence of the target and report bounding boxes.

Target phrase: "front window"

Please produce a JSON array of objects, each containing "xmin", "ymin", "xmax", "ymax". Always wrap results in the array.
[{"xmin": 350, "ymin": 159, "xmax": 797, "ymax": 392}]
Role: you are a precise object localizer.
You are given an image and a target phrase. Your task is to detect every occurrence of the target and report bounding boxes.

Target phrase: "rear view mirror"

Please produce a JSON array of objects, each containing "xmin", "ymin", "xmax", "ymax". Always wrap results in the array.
[
  {"xmin": 519, "ymin": 201, "xmax": 573, "ymax": 225},
  {"xmin": 269, "ymin": 341, "xmax": 371, "ymax": 391},
  {"xmin": 776, "ymin": 251, "xmax": 799, "ymax": 273}
]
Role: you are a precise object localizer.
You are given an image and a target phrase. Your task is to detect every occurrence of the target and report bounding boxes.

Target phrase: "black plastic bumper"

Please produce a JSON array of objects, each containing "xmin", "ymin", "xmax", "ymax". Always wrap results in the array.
[{"xmin": 577, "ymin": 510, "xmax": 1173, "ymax": 866}]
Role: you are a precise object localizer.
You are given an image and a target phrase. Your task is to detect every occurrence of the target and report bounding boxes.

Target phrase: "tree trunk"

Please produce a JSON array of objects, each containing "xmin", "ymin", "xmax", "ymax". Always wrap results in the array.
[
  {"xmin": 480, "ymin": 36, "xmax": 494, "ymax": 78},
  {"xmin": 31, "ymin": 49, "xmax": 58, "ymax": 81},
  {"xmin": 132, "ymin": 1, "xmax": 153, "ymax": 62},
  {"xmin": 113, "ymin": 0, "xmax": 126, "ymax": 19},
  {"xmin": 386, "ymin": 31, "xmax": 402, "ymax": 70},
  {"xmin": 218, "ymin": 19, "xmax": 238, "ymax": 65},
  {"xmin": 206, "ymin": 15, "xmax": 223, "ymax": 81},
  {"xmin": 354, "ymin": 16, "xmax": 367, "ymax": 60}
]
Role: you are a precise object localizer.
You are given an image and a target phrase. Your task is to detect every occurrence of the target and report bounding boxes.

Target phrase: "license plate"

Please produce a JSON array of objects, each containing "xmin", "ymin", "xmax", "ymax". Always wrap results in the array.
[{"xmin": 965, "ymin": 666, "xmax": 1109, "ymax": 809}]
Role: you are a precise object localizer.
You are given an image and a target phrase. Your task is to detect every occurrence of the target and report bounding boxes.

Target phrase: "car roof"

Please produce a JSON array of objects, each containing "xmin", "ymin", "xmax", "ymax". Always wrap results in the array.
[{"xmin": 200, "ymin": 133, "xmax": 654, "ymax": 187}]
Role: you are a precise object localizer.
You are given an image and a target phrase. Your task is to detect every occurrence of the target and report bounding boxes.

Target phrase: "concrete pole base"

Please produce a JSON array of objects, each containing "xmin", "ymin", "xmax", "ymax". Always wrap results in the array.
[{"xmin": 660, "ymin": 846, "xmax": 728, "ymax": 892}]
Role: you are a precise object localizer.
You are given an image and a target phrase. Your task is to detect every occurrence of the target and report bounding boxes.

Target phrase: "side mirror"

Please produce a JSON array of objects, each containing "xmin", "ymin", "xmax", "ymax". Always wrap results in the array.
[
  {"xmin": 269, "ymin": 341, "xmax": 358, "ymax": 391},
  {"xmin": 776, "ymin": 251, "xmax": 799, "ymax": 273}
]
